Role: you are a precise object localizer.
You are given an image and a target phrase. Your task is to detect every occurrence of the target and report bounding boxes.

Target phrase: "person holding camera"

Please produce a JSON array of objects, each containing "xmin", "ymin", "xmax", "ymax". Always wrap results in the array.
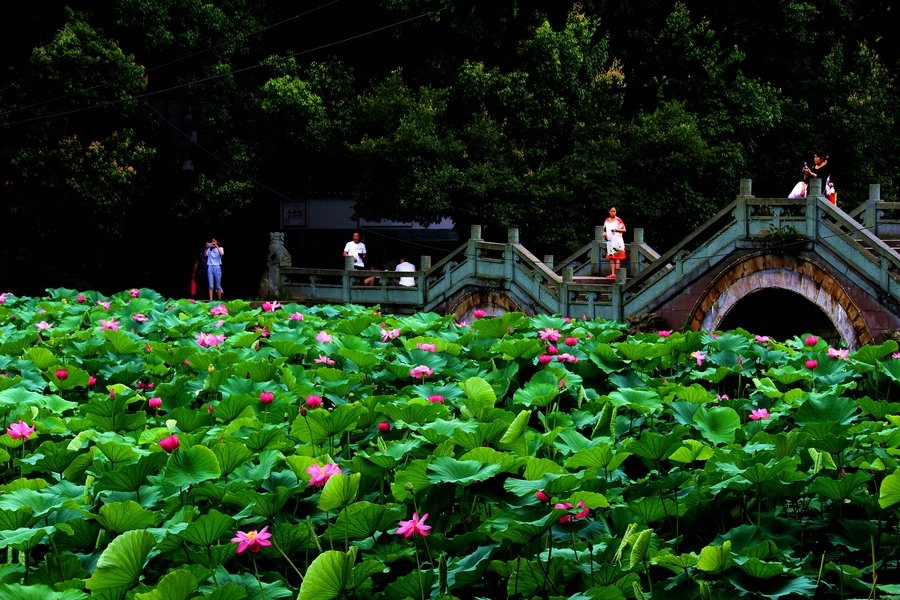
[{"xmin": 205, "ymin": 238, "xmax": 224, "ymax": 301}]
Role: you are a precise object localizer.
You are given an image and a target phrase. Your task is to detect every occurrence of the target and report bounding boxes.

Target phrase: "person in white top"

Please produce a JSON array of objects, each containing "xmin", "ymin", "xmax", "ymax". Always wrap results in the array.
[
  {"xmin": 342, "ymin": 232, "xmax": 367, "ymax": 269},
  {"xmin": 395, "ymin": 257, "xmax": 416, "ymax": 286}
]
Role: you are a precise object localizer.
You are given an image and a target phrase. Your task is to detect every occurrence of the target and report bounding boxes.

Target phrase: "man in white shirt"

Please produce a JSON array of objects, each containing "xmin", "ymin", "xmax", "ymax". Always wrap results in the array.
[
  {"xmin": 204, "ymin": 238, "xmax": 224, "ymax": 300},
  {"xmin": 342, "ymin": 232, "xmax": 367, "ymax": 269},
  {"xmin": 395, "ymin": 257, "xmax": 416, "ymax": 287}
]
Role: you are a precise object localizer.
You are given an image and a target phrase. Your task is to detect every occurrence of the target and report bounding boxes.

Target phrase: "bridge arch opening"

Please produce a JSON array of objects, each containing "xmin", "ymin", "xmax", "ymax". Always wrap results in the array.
[
  {"xmin": 718, "ymin": 288, "xmax": 840, "ymax": 346},
  {"xmin": 690, "ymin": 254, "xmax": 872, "ymax": 349}
]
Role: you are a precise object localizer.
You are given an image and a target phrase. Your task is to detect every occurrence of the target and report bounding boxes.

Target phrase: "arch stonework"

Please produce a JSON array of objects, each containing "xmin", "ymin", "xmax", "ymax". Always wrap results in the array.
[
  {"xmin": 448, "ymin": 290, "xmax": 526, "ymax": 322},
  {"xmin": 690, "ymin": 253, "xmax": 873, "ymax": 349}
]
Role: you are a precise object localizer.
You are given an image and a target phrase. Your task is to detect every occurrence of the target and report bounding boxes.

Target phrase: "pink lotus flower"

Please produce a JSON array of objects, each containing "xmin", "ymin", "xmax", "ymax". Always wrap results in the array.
[
  {"xmin": 381, "ymin": 325, "xmax": 401, "ymax": 343},
  {"xmin": 289, "ymin": 312, "xmax": 304, "ymax": 321},
  {"xmin": 316, "ymin": 331, "xmax": 333, "ymax": 344},
  {"xmin": 207, "ymin": 403, "xmax": 214, "ymax": 414},
  {"xmin": 556, "ymin": 353, "xmax": 579, "ymax": 363},
  {"xmin": 711, "ymin": 333, "xmax": 720, "ymax": 339},
  {"xmin": 692, "ymin": 351, "xmax": 707, "ymax": 367},
  {"xmin": 378, "ymin": 422, "xmax": 391, "ymax": 433},
  {"xmin": 35, "ymin": 321, "xmax": 51, "ymax": 331},
  {"xmin": 755, "ymin": 335, "xmax": 770, "ymax": 343},
  {"xmin": 428, "ymin": 395, "xmax": 444, "ymax": 403},
  {"xmin": 314, "ymin": 355, "xmax": 335, "ymax": 365},
  {"xmin": 253, "ymin": 326, "xmax": 270, "ymax": 338},
  {"xmin": 306, "ymin": 462, "xmax": 343, "ymax": 488},
  {"xmin": 209, "ymin": 305, "xmax": 228, "ymax": 316},
  {"xmin": 395, "ymin": 512, "xmax": 431, "ymax": 538},
  {"xmin": 109, "ymin": 389, "xmax": 116, "ymax": 399},
  {"xmin": 804, "ymin": 336, "xmax": 819, "ymax": 346},
  {"xmin": 306, "ymin": 395, "xmax": 322, "ymax": 409},
  {"xmin": 554, "ymin": 500, "xmax": 589, "ymax": 523},
  {"xmin": 805, "ymin": 359, "xmax": 818, "ymax": 370},
  {"xmin": 76, "ymin": 295, "xmax": 85, "ymax": 303},
  {"xmin": 97, "ymin": 300, "xmax": 111, "ymax": 310},
  {"xmin": 564, "ymin": 337, "xmax": 578, "ymax": 347},
  {"xmin": 259, "ymin": 392, "xmax": 275, "ymax": 404},
  {"xmin": 99, "ymin": 318, "xmax": 120, "ymax": 331},
  {"xmin": 88, "ymin": 376, "xmax": 97, "ymax": 386},
  {"xmin": 538, "ymin": 328, "xmax": 562, "ymax": 342},
  {"xmin": 546, "ymin": 345, "xmax": 559, "ymax": 355},
  {"xmin": 8, "ymin": 420, "xmax": 35, "ymax": 441},
  {"xmin": 410, "ymin": 365, "xmax": 434, "ymax": 379},
  {"xmin": 658, "ymin": 330, "xmax": 671, "ymax": 337},
  {"xmin": 132, "ymin": 313, "xmax": 149, "ymax": 322},
  {"xmin": 261, "ymin": 301, "xmax": 281, "ymax": 312},
  {"xmin": 129, "ymin": 289, "xmax": 140, "ymax": 298},
  {"xmin": 828, "ymin": 348, "xmax": 850, "ymax": 360},
  {"xmin": 716, "ymin": 394, "xmax": 729, "ymax": 401},
  {"xmin": 749, "ymin": 408, "xmax": 771, "ymax": 421},
  {"xmin": 159, "ymin": 435, "xmax": 180, "ymax": 452},
  {"xmin": 416, "ymin": 342, "xmax": 436, "ymax": 352},
  {"xmin": 0, "ymin": 293, "xmax": 9, "ymax": 304},
  {"xmin": 231, "ymin": 526, "xmax": 273, "ymax": 553},
  {"xmin": 535, "ymin": 490, "xmax": 550, "ymax": 503},
  {"xmin": 473, "ymin": 309, "xmax": 486, "ymax": 319},
  {"xmin": 37, "ymin": 309, "xmax": 46, "ymax": 314},
  {"xmin": 195, "ymin": 332, "xmax": 226, "ymax": 348},
  {"xmin": 538, "ymin": 355, "xmax": 553, "ymax": 365},
  {"xmin": 148, "ymin": 397, "xmax": 162, "ymax": 409},
  {"xmin": 215, "ymin": 319, "xmax": 225, "ymax": 327},
  {"xmin": 56, "ymin": 369, "xmax": 68, "ymax": 380},
  {"xmin": 893, "ymin": 352, "xmax": 900, "ymax": 359}
]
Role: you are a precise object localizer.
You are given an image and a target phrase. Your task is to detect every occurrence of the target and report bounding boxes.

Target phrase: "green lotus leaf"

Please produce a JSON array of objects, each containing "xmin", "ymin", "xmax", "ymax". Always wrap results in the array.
[
  {"xmin": 383, "ymin": 570, "xmax": 438, "ymax": 600},
  {"xmin": 94, "ymin": 452, "xmax": 167, "ymax": 493},
  {"xmin": 810, "ymin": 470, "xmax": 869, "ymax": 502},
  {"xmin": 853, "ymin": 341, "xmax": 899, "ymax": 365},
  {"xmin": 512, "ymin": 381, "xmax": 559, "ymax": 408},
  {"xmin": 694, "ymin": 406, "xmax": 741, "ymax": 445},
  {"xmin": 459, "ymin": 377, "xmax": 496, "ymax": 416},
  {"xmin": 445, "ymin": 544, "xmax": 497, "ymax": 590},
  {"xmin": 391, "ymin": 459, "xmax": 432, "ymax": 501},
  {"xmin": 0, "ymin": 526, "xmax": 54, "ymax": 551},
  {"xmin": 627, "ymin": 427, "xmax": 688, "ymax": 461},
  {"xmin": 318, "ymin": 472, "xmax": 361, "ymax": 511},
  {"xmin": 498, "ymin": 338, "xmax": 544, "ymax": 360},
  {"xmin": 473, "ymin": 312, "xmax": 524, "ymax": 338},
  {"xmin": 95, "ymin": 500, "xmax": 160, "ymax": 533},
  {"xmin": 379, "ymin": 399, "xmax": 447, "ymax": 426},
  {"xmin": 297, "ymin": 549, "xmax": 355, "ymax": 600},
  {"xmin": 697, "ymin": 540, "xmax": 733, "ymax": 573},
  {"xmin": 0, "ymin": 583, "xmax": 88, "ymax": 600},
  {"xmin": 794, "ymin": 395, "xmax": 859, "ymax": 425},
  {"xmin": 103, "ymin": 330, "xmax": 143, "ymax": 355},
  {"xmin": 26, "ymin": 348, "xmax": 58, "ymax": 370},
  {"xmin": 212, "ymin": 442, "xmax": 255, "ymax": 479},
  {"xmin": 427, "ymin": 456, "xmax": 502, "ymax": 486},
  {"xmin": 134, "ymin": 569, "xmax": 198, "ymax": 600},
  {"xmin": 177, "ymin": 508, "xmax": 234, "ymax": 547},
  {"xmin": 669, "ymin": 439, "xmax": 714, "ymax": 463},
  {"xmin": 95, "ymin": 441, "xmax": 141, "ymax": 465},
  {"xmin": 85, "ymin": 529, "xmax": 156, "ymax": 596},
  {"xmin": 614, "ymin": 342, "xmax": 658, "ymax": 362},
  {"xmin": 165, "ymin": 445, "xmax": 222, "ymax": 487},
  {"xmin": 459, "ymin": 447, "xmax": 521, "ymax": 474},
  {"xmin": 332, "ymin": 502, "xmax": 405, "ymax": 539},
  {"xmin": 728, "ymin": 574, "xmax": 816, "ymax": 599},
  {"xmin": 565, "ymin": 445, "xmax": 630, "ymax": 471},
  {"xmin": 607, "ymin": 388, "xmax": 662, "ymax": 414}
]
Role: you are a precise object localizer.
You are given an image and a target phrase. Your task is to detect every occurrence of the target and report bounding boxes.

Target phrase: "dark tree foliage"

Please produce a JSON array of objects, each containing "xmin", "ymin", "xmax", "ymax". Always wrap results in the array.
[{"xmin": 1, "ymin": 0, "xmax": 898, "ymax": 290}]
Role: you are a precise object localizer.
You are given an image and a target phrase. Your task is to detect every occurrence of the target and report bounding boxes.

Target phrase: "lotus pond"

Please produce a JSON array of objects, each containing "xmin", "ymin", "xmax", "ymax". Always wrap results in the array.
[{"xmin": 4, "ymin": 288, "xmax": 900, "ymax": 600}]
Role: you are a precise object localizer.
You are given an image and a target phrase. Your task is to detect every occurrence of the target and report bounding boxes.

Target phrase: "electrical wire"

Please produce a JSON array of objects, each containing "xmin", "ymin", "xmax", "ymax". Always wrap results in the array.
[
  {"xmin": 0, "ymin": 7, "xmax": 445, "ymax": 129},
  {"xmin": 0, "ymin": 0, "xmax": 341, "ymax": 118}
]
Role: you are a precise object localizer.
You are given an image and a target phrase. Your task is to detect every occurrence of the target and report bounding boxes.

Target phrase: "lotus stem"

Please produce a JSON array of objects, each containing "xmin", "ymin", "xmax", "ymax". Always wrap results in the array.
[
  {"xmin": 272, "ymin": 537, "xmax": 304, "ymax": 582},
  {"xmin": 251, "ymin": 553, "xmax": 266, "ymax": 600}
]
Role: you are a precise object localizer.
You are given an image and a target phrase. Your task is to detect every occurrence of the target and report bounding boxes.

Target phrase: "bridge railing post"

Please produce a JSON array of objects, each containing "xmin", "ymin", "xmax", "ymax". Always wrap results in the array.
[
  {"xmin": 506, "ymin": 228, "xmax": 518, "ymax": 283},
  {"xmin": 612, "ymin": 267, "xmax": 626, "ymax": 322},
  {"xmin": 342, "ymin": 256, "xmax": 354, "ymax": 303},
  {"xmin": 736, "ymin": 178, "xmax": 752, "ymax": 239},
  {"xmin": 561, "ymin": 267, "xmax": 573, "ymax": 317},
  {"xmin": 419, "ymin": 256, "xmax": 431, "ymax": 305},
  {"xmin": 543, "ymin": 255, "xmax": 554, "ymax": 270},
  {"xmin": 865, "ymin": 184, "xmax": 881, "ymax": 235},
  {"xmin": 468, "ymin": 225, "xmax": 481, "ymax": 278},
  {"xmin": 592, "ymin": 226, "xmax": 603, "ymax": 276},
  {"xmin": 806, "ymin": 181, "xmax": 821, "ymax": 239},
  {"xmin": 628, "ymin": 229, "xmax": 644, "ymax": 278}
]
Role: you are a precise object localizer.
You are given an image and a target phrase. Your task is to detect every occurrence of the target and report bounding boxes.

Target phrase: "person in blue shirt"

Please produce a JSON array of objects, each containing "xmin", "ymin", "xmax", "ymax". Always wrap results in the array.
[{"xmin": 205, "ymin": 238, "xmax": 224, "ymax": 301}]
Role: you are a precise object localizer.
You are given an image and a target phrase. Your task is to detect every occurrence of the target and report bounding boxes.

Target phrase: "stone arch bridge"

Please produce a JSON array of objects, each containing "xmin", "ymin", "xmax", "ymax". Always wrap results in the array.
[{"xmin": 277, "ymin": 180, "xmax": 900, "ymax": 349}]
